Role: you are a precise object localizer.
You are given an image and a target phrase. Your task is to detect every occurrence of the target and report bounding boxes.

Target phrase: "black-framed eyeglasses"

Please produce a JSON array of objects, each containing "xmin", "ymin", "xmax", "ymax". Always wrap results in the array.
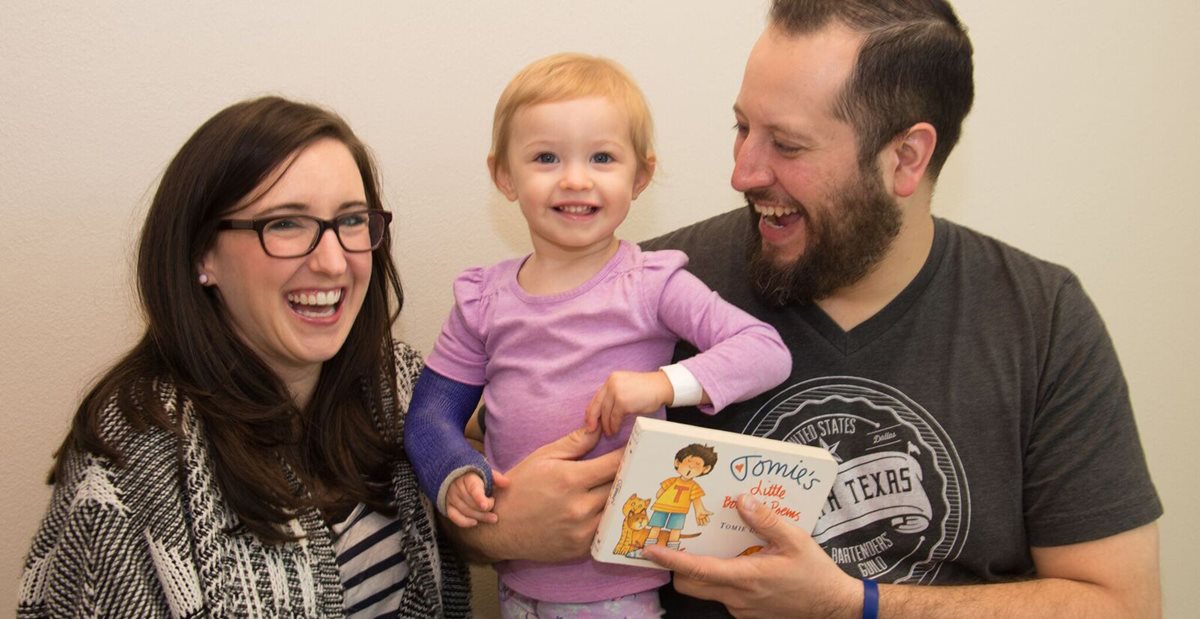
[{"xmin": 217, "ymin": 210, "xmax": 392, "ymax": 258}]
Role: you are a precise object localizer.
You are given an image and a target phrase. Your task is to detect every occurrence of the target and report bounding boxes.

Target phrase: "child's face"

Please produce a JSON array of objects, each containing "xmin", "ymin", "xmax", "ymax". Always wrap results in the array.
[
  {"xmin": 675, "ymin": 455, "xmax": 711, "ymax": 479},
  {"xmin": 494, "ymin": 96, "xmax": 651, "ymax": 258}
]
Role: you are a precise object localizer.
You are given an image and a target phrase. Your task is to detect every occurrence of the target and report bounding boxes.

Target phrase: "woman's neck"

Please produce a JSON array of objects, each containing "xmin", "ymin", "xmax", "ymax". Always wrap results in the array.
[
  {"xmin": 518, "ymin": 236, "xmax": 621, "ymax": 296},
  {"xmin": 277, "ymin": 365, "xmax": 320, "ymax": 410}
]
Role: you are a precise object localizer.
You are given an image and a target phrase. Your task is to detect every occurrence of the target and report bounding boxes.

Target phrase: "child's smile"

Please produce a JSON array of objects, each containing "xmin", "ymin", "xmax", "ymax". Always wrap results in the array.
[{"xmin": 494, "ymin": 96, "xmax": 651, "ymax": 261}]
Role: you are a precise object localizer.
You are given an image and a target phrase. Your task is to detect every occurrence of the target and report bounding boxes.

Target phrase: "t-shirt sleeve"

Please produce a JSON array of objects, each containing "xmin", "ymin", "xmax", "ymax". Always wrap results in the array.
[
  {"xmin": 424, "ymin": 267, "xmax": 490, "ymax": 386},
  {"xmin": 642, "ymin": 250, "xmax": 791, "ymax": 413},
  {"xmin": 1022, "ymin": 275, "xmax": 1162, "ymax": 546}
]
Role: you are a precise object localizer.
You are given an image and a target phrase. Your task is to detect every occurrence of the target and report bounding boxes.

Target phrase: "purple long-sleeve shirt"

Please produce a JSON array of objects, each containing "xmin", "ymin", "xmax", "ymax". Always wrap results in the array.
[{"xmin": 425, "ymin": 241, "xmax": 790, "ymax": 603}]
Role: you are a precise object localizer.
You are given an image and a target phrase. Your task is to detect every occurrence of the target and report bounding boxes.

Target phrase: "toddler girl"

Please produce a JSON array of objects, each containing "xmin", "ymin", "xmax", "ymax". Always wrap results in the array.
[{"xmin": 404, "ymin": 52, "xmax": 790, "ymax": 617}]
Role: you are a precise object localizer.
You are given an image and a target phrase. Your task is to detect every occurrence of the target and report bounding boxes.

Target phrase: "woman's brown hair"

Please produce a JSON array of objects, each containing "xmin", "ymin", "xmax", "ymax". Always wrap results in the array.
[{"xmin": 54, "ymin": 96, "xmax": 405, "ymax": 542}]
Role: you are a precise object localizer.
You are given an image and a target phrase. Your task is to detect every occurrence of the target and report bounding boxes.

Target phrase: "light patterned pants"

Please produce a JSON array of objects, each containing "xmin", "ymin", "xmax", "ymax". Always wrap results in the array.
[{"xmin": 498, "ymin": 580, "xmax": 664, "ymax": 618}]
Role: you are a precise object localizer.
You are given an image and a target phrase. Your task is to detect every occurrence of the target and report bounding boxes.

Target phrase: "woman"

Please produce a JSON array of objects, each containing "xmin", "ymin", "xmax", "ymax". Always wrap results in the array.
[{"xmin": 18, "ymin": 97, "xmax": 470, "ymax": 618}]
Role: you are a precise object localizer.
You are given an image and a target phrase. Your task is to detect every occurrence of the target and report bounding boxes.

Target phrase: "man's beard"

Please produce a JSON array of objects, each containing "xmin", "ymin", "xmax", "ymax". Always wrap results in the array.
[{"xmin": 746, "ymin": 165, "xmax": 902, "ymax": 307}]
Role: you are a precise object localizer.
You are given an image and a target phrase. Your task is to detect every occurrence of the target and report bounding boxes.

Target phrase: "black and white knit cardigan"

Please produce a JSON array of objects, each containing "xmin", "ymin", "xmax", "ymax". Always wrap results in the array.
[{"xmin": 18, "ymin": 342, "xmax": 470, "ymax": 618}]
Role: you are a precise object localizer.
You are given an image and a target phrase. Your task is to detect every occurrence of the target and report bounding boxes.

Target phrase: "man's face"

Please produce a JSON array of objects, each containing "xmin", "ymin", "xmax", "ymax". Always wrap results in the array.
[{"xmin": 733, "ymin": 25, "xmax": 901, "ymax": 306}]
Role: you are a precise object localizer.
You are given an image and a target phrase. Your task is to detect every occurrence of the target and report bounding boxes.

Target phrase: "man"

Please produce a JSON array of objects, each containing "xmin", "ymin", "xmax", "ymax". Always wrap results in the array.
[{"xmin": 455, "ymin": 1, "xmax": 1162, "ymax": 617}]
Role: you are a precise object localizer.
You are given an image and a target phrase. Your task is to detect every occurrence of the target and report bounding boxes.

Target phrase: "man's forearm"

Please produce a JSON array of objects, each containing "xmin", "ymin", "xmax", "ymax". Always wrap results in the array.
[
  {"xmin": 880, "ymin": 524, "xmax": 1160, "ymax": 618},
  {"xmin": 443, "ymin": 513, "xmax": 508, "ymax": 564},
  {"xmin": 878, "ymin": 576, "xmax": 1159, "ymax": 619}
]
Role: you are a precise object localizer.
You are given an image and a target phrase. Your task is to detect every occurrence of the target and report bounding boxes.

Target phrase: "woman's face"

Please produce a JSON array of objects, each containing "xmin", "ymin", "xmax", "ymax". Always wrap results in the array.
[{"xmin": 201, "ymin": 137, "xmax": 373, "ymax": 390}]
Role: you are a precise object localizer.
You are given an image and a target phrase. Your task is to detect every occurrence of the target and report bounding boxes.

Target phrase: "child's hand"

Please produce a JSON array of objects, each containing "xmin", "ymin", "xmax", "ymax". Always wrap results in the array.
[
  {"xmin": 446, "ymin": 469, "xmax": 511, "ymax": 528},
  {"xmin": 696, "ymin": 507, "xmax": 713, "ymax": 526},
  {"xmin": 584, "ymin": 370, "xmax": 673, "ymax": 436}
]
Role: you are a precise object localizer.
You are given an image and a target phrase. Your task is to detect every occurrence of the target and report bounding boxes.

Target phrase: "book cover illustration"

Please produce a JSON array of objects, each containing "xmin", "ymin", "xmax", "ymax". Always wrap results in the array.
[{"xmin": 591, "ymin": 417, "xmax": 837, "ymax": 569}]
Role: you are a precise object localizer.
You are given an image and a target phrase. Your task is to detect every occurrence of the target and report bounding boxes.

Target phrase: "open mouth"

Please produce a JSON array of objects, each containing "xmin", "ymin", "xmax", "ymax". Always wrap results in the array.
[
  {"xmin": 554, "ymin": 204, "xmax": 599, "ymax": 216},
  {"xmin": 755, "ymin": 204, "xmax": 803, "ymax": 228},
  {"xmin": 286, "ymin": 288, "xmax": 344, "ymax": 319}
]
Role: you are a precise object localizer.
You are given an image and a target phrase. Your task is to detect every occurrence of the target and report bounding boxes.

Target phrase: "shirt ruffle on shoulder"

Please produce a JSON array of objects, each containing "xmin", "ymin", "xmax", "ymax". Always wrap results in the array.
[{"xmin": 633, "ymin": 246, "xmax": 690, "ymax": 272}]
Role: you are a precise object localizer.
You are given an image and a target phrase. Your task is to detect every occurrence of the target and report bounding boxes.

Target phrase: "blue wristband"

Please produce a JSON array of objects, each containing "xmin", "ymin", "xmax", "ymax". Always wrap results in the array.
[{"xmin": 862, "ymin": 578, "xmax": 879, "ymax": 619}]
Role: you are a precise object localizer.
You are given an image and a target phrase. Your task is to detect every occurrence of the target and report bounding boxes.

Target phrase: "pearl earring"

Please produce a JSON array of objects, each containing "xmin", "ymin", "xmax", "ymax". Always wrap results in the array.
[{"xmin": 198, "ymin": 273, "xmax": 210, "ymax": 285}]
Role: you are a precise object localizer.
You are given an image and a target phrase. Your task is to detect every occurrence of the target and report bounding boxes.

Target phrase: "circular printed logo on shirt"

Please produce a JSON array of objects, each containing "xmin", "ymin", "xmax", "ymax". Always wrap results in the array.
[{"xmin": 742, "ymin": 376, "xmax": 969, "ymax": 584}]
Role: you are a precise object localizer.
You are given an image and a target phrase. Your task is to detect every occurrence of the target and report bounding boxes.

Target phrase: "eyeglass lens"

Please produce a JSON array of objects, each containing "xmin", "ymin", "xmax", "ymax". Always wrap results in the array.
[{"xmin": 262, "ymin": 211, "xmax": 385, "ymax": 258}]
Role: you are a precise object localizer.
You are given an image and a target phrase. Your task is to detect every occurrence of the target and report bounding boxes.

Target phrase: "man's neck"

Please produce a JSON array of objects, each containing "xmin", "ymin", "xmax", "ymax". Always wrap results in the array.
[{"xmin": 816, "ymin": 210, "xmax": 935, "ymax": 332}]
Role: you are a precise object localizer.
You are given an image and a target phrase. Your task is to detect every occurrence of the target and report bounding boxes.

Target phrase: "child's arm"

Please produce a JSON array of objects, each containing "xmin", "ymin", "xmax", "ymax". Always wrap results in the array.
[
  {"xmin": 584, "ymin": 250, "xmax": 790, "ymax": 435},
  {"xmin": 404, "ymin": 367, "xmax": 506, "ymax": 526},
  {"xmin": 653, "ymin": 254, "xmax": 792, "ymax": 413}
]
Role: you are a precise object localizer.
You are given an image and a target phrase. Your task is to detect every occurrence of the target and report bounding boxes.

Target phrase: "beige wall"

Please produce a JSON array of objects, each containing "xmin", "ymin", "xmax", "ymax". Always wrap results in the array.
[{"xmin": 3, "ymin": 1, "xmax": 1196, "ymax": 616}]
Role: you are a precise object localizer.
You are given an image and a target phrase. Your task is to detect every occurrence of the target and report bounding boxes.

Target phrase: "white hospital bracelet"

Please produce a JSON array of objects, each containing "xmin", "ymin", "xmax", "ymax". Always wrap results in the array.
[{"xmin": 660, "ymin": 363, "xmax": 703, "ymax": 407}]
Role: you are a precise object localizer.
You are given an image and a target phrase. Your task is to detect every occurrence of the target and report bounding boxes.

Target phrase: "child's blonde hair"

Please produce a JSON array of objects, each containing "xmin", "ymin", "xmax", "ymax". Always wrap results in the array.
[{"xmin": 489, "ymin": 52, "xmax": 656, "ymax": 179}]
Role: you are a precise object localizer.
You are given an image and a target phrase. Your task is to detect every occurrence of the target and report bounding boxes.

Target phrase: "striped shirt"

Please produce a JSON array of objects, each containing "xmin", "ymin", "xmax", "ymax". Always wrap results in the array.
[{"xmin": 333, "ymin": 504, "xmax": 410, "ymax": 617}]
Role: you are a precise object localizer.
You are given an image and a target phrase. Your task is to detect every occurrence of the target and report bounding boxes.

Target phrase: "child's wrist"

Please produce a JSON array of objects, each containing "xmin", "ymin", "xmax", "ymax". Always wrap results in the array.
[{"xmin": 659, "ymin": 364, "xmax": 703, "ymax": 407}]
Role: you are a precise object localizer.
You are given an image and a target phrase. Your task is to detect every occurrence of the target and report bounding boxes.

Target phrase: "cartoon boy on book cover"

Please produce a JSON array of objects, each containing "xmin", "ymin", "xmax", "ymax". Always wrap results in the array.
[{"xmin": 626, "ymin": 443, "xmax": 717, "ymax": 558}]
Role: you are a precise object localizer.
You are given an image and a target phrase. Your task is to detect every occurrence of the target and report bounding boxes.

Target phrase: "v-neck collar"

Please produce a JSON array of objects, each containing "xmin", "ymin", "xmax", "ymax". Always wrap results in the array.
[{"xmin": 797, "ymin": 217, "xmax": 949, "ymax": 356}]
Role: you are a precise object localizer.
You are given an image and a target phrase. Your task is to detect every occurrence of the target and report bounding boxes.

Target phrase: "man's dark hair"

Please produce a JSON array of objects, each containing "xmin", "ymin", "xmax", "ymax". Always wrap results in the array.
[{"xmin": 770, "ymin": 0, "xmax": 974, "ymax": 178}]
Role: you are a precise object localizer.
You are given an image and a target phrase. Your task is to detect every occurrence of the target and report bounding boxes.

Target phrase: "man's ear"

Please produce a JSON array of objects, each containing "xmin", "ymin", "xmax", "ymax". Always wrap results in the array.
[
  {"xmin": 632, "ymin": 157, "xmax": 657, "ymax": 199},
  {"xmin": 887, "ymin": 122, "xmax": 937, "ymax": 198},
  {"xmin": 488, "ymin": 155, "xmax": 519, "ymax": 201}
]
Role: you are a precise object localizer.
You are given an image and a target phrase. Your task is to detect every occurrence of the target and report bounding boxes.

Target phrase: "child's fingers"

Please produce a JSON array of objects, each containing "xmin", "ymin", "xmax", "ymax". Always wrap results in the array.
[
  {"xmin": 447, "ymin": 482, "xmax": 473, "ymax": 512},
  {"xmin": 588, "ymin": 387, "xmax": 615, "ymax": 435},
  {"xmin": 584, "ymin": 389, "xmax": 605, "ymax": 432},
  {"xmin": 455, "ymin": 500, "xmax": 497, "ymax": 524},
  {"xmin": 602, "ymin": 406, "xmax": 619, "ymax": 437},
  {"xmin": 598, "ymin": 389, "xmax": 614, "ymax": 432},
  {"xmin": 448, "ymin": 490, "xmax": 496, "ymax": 525},
  {"xmin": 450, "ymin": 476, "xmax": 499, "ymax": 524},
  {"xmin": 472, "ymin": 508, "xmax": 500, "ymax": 524},
  {"xmin": 465, "ymin": 476, "xmax": 494, "ymax": 511},
  {"xmin": 605, "ymin": 400, "xmax": 630, "ymax": 436},
  {"xmin": 446, "ymin": 503, "xmax": 479, "ymax": 528}
]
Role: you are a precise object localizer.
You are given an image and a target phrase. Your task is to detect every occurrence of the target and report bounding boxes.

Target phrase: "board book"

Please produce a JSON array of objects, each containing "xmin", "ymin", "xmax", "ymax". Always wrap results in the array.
[{"xmin": 591, "ymin": 416, "xmax": 837, "ymax": 569}]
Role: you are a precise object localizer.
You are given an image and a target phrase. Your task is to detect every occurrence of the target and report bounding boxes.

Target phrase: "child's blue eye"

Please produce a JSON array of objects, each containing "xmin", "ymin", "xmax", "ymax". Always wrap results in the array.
[
  {"xmin": 534, "ymin": 152, "xmax": 558, "ymax": 164},
  {"xmin": 592, "ymin": 152, "xmax": 614, "ymax": 164}
]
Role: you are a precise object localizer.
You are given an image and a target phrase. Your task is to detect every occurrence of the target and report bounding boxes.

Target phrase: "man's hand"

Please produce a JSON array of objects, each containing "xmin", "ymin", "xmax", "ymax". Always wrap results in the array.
[
  {"xmin": 584, "ymin": 370, "xmax": 674, "ymax": 436},
  {"xmin": 447, "ymin": 426, "xmax": 621, "ymax": 564},
  {"xmin": 643, "ymin": 494, "xmax": 860, "ymax": 619}
]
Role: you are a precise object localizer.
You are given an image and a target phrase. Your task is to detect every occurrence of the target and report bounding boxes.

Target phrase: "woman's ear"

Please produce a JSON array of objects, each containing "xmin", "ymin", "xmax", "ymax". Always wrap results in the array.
[
  {"xmin": 488, "ymin": 155, "xmax": 519, "ymax": 201},
  {"xmin": 198, "ymin": 250, "xmax": 217, "ymax": 287},
  {"xmin": 632, "ymin": 157, "xmax": 657, "ymax": 200},
  {"xmin": 888, "ymin": 122, "xmax": 936, "ymax": 198}
]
